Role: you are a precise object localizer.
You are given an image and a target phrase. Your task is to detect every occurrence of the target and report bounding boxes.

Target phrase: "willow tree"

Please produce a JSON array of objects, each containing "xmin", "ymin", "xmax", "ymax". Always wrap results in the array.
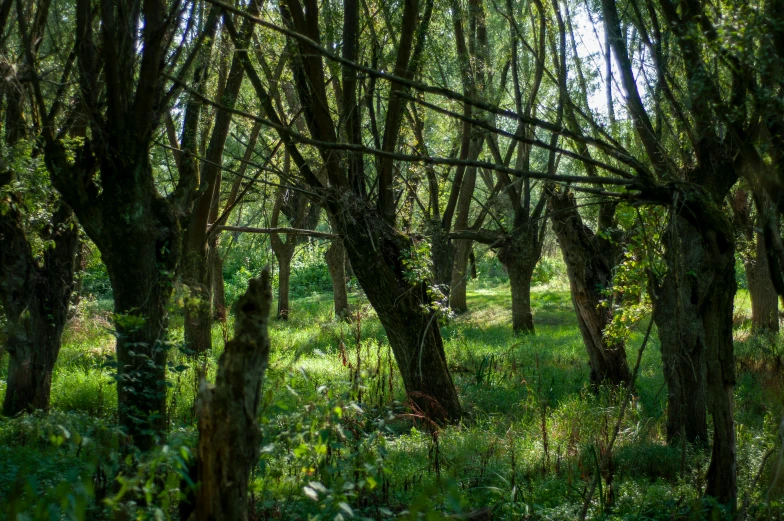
[
  {"xmin": 0, "ymin": 175, "xmax": 79, "ymax": 416},
  {"xmin": 599, "ymin": 0, "xmax": 754, "ymax": 505},
  {"xmin": 18, "ymin": 0, "xmax": 227, "ymax": 449},
  {"xmin": 221, "ymin": 0, "xmax": 462, "ymax": 421}
]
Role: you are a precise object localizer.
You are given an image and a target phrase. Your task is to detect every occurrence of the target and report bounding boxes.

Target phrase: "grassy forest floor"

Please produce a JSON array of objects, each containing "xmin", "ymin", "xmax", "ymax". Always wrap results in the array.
[{"xmin": 1, "ymin": 275, "xmax": 783, "ymax": 520}]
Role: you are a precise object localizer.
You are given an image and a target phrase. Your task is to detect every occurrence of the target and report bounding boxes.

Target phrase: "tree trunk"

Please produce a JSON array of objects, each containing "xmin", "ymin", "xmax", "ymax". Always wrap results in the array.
[
  {"xmin": 450, "ymin": 239, "xmax": 473, "ymax": 312},
  {"xmin": 193, "ymin": 270, "xmax": 272, "ymax": 521},
  {"xmin": 337, "ymin": 203, "xmax": 462, "ymax": 423},
  {"xmin": 745, "ymin": 232, "xmax": 779, "ymax": 333},
  {"xmin": 325, "ymin": 240, "xmax": 349, "ymax": 319},
  {"xmin": 428, "ymin": 219, "xmax": 455, "ymax": 295},
  {"xmin": 498, "ymin": 234, "xmax": 540, "ymax": 335},
  {"xmin": 84, "ymin": 166, "xmax": 183, "ymax": 451},
  {"xmin": 183, "ymin": 253, "xmax": 213, "ymax": 355},
  {"xmin": 449, "ymin": 131, "xmax": 483, "ymax": 313},
  {"xmin": 653, "ymin": 218, "xmax": 709, "ymax": 445},
  {"xmin": 272, "ymin": 242, "xmax": 294, "ymax": 320},
  {"xmin": 1, "ymin": 203, "xmax": 79, "ymax": 416},
  {"xmin": 210, "ymin": 244, "xmax": 227, "ymax": 323},
  {"xmin": 549, "ymin": 189, "xmax": 631, "ymax": 386},
  {"xmin": 181, "ymin": 9, "xmax": 254, "ymax": 354},
  {"xmin": 106, "ymin": 243, "xmax": 175, "ymax": 451},
  {"xmin": 652, "ymin": 207, "xmax": 737, "ymax": 506}
]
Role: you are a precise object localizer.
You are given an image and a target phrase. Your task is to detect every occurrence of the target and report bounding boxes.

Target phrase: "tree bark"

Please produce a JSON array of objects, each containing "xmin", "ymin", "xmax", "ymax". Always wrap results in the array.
[
  {"xmin": 239, "ymin": 0, "xmax": 462, "ymax": 423},
  {"xmin": 273, "ymin": 242, "xmax": 294, "ymax": 320},
  {"xmin": 1, "ymin": 202, "xmax": 79, "ymax": 416},
  {"xmin": 450, "ymin": 240, "xmax": 473, "ymax": 312},
  {"xmin": 549, "ymin": 188, "xmax": 631, "ymax": 386},
  {"xmin": 652, "ymin": 217, "xmax": 710, "ymax": 445},
  {"xmin": 193, "ymin": 269, "xmax": 272, "ymax": 521},
  {"xmin": 428, "ymin": 219, "xmax": 456, "ymax": 294},
  {"xmin": 651, "ymin": 204, "xmax": 737, "ymax": 505},
  {"xmin": 325, "ymin": 240, "xmax": 349, "ymax": 319},
  {"xmin": 449, "ymin": 132, "xmax": 483, "ymax": 313},
  {"xmin": 181, "ymin": 4, "xmax": 256, "ymax": 355},
  {"xmin": 210, "ymin": 244, "xmax": 227, "ymax": 323},
  {"xmin": 745, "ymin": 232, "xmax": 779, "ymax": 333},
  {"xmin": 337, "ymin": 201, "xmax": 462, "ymax": 423},
  {"xmin": 498, "ymin": 233, "xmax": 541, "ymax": 334},
  {"xmin": 100, "ymin": 196, "xmax": 180, "ymax": 451}
]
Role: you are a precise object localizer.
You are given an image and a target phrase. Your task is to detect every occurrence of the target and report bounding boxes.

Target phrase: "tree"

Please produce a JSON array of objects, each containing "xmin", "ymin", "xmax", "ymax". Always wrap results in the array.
[
  {"xmin": 221, "ymin": 0, "xmax": 463, "ymax": 421},
  {"xmin": 269, "ymin": 181, "xmax": 320, "ymax": 320},
  {"xmin": 0, "ymin": 173, "xmax": 78, "ymax": 416},
  {"xmin": 731, "ymin": 188, "xmax": 779, "ymax": 333},
  {"xmin": 21, "ymin": 0, "xmax": 222, "ymax": 449},
  {"xmin": 600, "ymin": 0, "xmax": 743, "ymax": 504},
  {"xmin": 188, "ymin": 269, "xmax": 272, "ymax": 521},
  {"xmin": 0, "ymin": 0, "xmax": 79, "ymax": 417}
]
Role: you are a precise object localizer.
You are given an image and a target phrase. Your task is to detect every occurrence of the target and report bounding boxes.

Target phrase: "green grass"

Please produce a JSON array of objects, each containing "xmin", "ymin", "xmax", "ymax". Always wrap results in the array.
[{"xmin": 1, "ymin": 278, "xmax": 783, "ymax": 520}]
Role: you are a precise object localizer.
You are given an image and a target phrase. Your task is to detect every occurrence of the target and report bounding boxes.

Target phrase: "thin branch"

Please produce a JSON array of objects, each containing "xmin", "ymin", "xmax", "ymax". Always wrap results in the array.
[
  {"xmin": 163, "ymin": 73, "xmax": 637, "ymax": 189},
  {"xmin": 210, "ymin": 225, "xmax": 337, "ymax": 239}
]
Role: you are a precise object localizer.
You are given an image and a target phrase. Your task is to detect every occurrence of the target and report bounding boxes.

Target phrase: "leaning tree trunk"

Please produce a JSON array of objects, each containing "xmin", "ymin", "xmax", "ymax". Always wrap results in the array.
[
  {"xmin": 1, "ymin": 203, "xmax": 79, "ymax": 416},
  {"xmin": 549, "ymin": 189, "xmax": 631, "ymax": 386},
  {"xmin": 193, "ymin": 269, "xmax": 272, "ymax": 521},
  {"xmin": 336, "ymin": 201, "xmax": 462, "ymax": 423},
  {"xmin": 497, "ymin": 231, "xmax": 542, "ymax": 335},
  {"xmin": 325, "ymin": 240, "xmax": 349, "ymax": 319},
  {"xmin": 745, "ymin": 232, "xmax": 779, "ymax": 333},
  {"xmin": 653, "ymin": 204, "xmax": 737, "ymax": 506}
]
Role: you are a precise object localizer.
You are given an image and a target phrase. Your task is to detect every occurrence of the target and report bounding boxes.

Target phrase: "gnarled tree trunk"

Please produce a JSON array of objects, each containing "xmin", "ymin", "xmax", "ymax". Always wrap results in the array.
[
  {"xmin": 1, "ymin": 201, "xmax": 79, "ymax": 416},
  {"xmin": 652, "ymin": 204, "xmax": 737, "ymax": 505},
  {"xmin": 193, "ymin": 269, "xmax": 272, "ymax": 521},
  {"xmin": 549, "ymin": 188, "xmax": 630, "ymax": 386}
]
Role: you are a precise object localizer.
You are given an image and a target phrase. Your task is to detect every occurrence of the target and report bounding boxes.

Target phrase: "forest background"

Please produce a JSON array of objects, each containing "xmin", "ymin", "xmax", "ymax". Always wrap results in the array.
[{"xmin": 1, "ymin": 0, "xmax": 784, "ymax": 519}]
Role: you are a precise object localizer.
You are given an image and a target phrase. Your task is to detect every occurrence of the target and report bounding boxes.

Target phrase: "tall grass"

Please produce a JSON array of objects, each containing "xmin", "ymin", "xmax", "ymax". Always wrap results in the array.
[{"xmin": 1, "ymin": 270, "xmax": 782, "ymax": 520}]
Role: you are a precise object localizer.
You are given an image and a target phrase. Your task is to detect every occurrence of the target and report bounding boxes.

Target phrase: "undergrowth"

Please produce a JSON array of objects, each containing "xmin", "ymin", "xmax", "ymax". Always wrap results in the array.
[{"xmin": 1, "ymin": 275, "xmax": 783, "ymax": 520}]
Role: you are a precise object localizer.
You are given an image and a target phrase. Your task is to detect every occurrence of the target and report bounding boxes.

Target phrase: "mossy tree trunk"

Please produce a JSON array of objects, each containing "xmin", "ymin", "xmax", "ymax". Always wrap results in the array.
[
  {"xmin": 193, "ymin": 270, "xmax": 272, "ymax": 521},
  {"xmin": 650, "ymin": 197, "xmax": 737, "ymax": 505},
  {"xmin": 0, "ymin": 199, "xmax": 79, "ymax": 416}
]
